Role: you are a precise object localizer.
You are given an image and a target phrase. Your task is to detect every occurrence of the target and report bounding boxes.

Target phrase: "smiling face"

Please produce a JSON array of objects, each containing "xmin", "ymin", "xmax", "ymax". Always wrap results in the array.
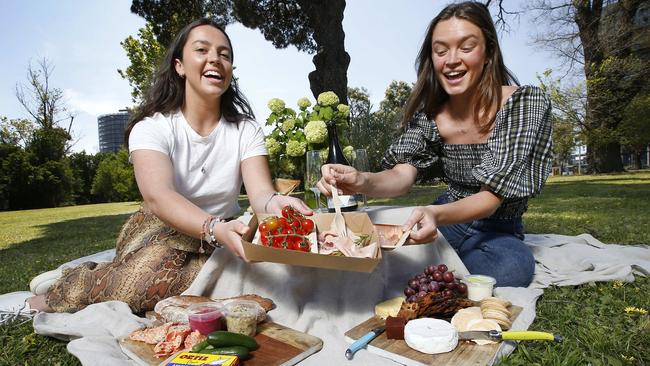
[
  {"xmin": 431, "ymin": 17, "xmax": 487, "ymax": 100},
  {"xmin": 174, "ymin": 24, "xmax": 233, "ymax": 102}
]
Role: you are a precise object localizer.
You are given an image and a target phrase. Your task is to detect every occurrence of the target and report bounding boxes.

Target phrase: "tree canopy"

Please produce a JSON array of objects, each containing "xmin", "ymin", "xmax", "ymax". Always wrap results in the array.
[{"xmin": 126, "ymin": 0, "xmax": 349, "ymax": 103}]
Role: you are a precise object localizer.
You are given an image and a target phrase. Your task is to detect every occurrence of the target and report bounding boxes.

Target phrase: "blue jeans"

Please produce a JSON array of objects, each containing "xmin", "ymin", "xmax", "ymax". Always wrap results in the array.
[{"xmin": 433, "ymin": 193, "xmax": 535, "ymax": 287}]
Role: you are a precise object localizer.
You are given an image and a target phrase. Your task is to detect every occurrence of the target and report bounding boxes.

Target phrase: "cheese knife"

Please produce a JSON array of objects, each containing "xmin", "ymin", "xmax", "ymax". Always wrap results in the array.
[
  {"xmin": 458, "ymin": 330, "xmax": 563, "ymax": 342},
  {"xmin": 345, "ymin": 325, "xmax": 385, "ymax": 360}
]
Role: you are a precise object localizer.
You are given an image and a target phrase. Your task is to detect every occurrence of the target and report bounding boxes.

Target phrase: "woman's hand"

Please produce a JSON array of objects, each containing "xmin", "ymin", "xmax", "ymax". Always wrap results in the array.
[
  {"xmin": 215, "ymin": 220, "xmax": 251, "ymax": 261},
  {"xmin": 317, "ymin": 163, "xmax": 366, "ymax": 196},
  {"xmin": 402, "ymin": 206, "xmax": 440, "ymax": 244},
  {"xmin": 267, "ymin": 195, "xmax": 313, "ymax": 216}
]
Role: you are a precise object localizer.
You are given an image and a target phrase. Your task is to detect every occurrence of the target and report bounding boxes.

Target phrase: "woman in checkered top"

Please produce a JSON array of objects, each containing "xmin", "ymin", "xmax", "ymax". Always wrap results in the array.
[{"xmin": 319, "ymin": 1, "xmax": 552, "ymax": 287}]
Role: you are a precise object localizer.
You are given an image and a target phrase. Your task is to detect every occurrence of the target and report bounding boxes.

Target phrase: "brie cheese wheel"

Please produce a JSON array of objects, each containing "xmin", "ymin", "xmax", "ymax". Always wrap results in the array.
[
  {"xmin": 404, "ymin": 318, "xmax": 458, "ymax": 354},
  {"xmin": 374, "ymin": 297, "xmax": 405, "ymax": 319}
]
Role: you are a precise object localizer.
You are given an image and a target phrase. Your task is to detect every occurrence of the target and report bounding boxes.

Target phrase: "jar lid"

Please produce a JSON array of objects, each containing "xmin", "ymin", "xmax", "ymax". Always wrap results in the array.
[
  {"xmin": 187, "ymin": 302, "xmax": 225, "ymax": 317},
  {"xmin": 463, "ymin": 274, "xmax": 496, "ymax": 286},
  {"xmin": 224, "ymin": 299, "xmax": 263, "ymax": 317}
]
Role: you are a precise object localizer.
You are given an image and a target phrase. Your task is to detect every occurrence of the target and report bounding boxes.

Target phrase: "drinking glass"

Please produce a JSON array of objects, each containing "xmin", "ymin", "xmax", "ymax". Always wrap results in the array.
[
  {"xmin": 305, "ymin": 150, "xmax": 325, "ymax": 213},
  {"xmin": 351, "ymin": 148, "xmax": 370, "ymax": 210}
]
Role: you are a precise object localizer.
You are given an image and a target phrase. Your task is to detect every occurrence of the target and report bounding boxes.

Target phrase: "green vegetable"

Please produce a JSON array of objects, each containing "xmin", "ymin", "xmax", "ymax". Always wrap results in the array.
[
  {"xmin": 191, "ymin": 340, "xmax": 210, "ymax": 353},
  {"xmin": 207, "ymin": 331, "xmax": 258, "ymax": 350},
  {"xmin": 203, "ymin": 345, "xmax": 251, "ymax": 360}
]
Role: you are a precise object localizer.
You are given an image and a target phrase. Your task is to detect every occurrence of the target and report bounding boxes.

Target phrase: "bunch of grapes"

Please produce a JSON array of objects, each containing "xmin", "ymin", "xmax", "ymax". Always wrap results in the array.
[
  {"xmin": 403, "ymin": 264, "xmax": 467, "ymax": 303},
  {"xmin": 258, "ymin": 205, "xmax": 315, "ymax": 252}
]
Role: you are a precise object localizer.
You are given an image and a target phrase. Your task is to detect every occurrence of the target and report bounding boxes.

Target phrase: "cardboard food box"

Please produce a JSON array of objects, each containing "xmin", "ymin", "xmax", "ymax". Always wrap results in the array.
[{"xmin": 241, "ymin": 212, "xmax": 381, "ymax": 273}]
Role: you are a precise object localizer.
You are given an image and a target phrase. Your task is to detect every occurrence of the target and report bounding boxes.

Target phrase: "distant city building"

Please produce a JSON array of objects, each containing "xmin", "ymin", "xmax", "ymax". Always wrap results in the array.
[{"xmin": 98, "ymin": 110, "xmax": 130, "ymax": 153}]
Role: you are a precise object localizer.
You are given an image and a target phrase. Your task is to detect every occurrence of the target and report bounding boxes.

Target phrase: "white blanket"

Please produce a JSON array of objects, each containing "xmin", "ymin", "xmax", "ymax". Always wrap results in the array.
[{"xmin": 31, "ymin": 207, "xmax": 650, "ymax": 366}]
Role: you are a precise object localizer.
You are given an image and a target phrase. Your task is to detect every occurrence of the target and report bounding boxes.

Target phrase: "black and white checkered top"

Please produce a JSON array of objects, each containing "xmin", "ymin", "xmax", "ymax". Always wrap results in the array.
[{"xmin": 381, "ymin": 85, "xmax": 553, "ymax": 219}]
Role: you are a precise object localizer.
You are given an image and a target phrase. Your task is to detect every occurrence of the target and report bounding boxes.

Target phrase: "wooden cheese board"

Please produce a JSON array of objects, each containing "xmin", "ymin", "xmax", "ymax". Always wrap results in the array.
[
  {"xmin": 344, "ymin": 305, "xmax": 522, "ymax": 366},
  {"xmin": 120, "ymin": 321, "xmax": 323, "ymax": 366}
]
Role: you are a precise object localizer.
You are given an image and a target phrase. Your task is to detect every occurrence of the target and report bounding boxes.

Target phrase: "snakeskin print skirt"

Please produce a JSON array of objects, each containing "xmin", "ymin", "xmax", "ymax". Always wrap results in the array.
[{"xmin": 46, "ymin": 205, "xmax": 215, "ymax": 313}]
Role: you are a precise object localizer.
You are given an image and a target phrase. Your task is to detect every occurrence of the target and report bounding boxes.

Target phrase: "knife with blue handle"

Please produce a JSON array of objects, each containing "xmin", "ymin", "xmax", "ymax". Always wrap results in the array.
[{"xmin": 345, "ymin": 325, "xmax": 385, "ymax": 360}]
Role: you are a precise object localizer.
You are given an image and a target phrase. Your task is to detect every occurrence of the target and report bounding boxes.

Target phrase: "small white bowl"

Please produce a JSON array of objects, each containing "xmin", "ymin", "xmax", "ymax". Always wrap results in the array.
[{"xmin": 463, "ymin": 274, "xmax": 496, "ymax": 301}]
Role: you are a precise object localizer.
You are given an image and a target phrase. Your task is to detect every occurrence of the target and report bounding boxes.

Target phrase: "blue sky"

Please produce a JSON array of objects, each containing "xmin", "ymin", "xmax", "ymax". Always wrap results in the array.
[{"xmin": 0, "ymin": 0, "xmax": 560, "ymax": 153}]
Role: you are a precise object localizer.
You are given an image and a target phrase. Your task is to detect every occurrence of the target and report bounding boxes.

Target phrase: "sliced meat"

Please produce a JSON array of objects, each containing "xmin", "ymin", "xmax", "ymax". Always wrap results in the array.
[
  {"xmin": 128, "ymin": 322, "xmax": 173, "ymax": 344},
  {"xmin": 183, "ymin": 330, "xmax": 207, "ymax": 350},
  {"xmin": 153, "ymin": 324, "xmax": 192, "ymax": 358}
]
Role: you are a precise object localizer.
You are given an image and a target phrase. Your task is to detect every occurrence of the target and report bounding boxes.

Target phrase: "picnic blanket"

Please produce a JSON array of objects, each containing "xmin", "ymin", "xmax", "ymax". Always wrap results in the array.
[{"xmin": 30, "ymin": 206, "xmax": 650, "ymax": 366}]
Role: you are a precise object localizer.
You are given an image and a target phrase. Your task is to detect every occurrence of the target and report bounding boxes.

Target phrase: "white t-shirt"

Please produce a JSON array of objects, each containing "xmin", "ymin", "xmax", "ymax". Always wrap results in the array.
[{"xmin": 128, "ymin": 110, "xmax": 268, "ymax": 218}]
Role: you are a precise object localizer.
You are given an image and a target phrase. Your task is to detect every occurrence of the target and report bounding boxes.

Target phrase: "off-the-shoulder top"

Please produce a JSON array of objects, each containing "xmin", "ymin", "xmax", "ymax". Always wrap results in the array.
[{"xmin": 381, "ymin": 85, "xmax": 553, "ymax": 219}]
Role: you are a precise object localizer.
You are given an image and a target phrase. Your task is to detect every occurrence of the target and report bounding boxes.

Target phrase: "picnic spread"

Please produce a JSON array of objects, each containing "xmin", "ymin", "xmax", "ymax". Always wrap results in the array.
[{"xmin": 24, "ymin": 206, "xmax": 650, "ymax": 365}]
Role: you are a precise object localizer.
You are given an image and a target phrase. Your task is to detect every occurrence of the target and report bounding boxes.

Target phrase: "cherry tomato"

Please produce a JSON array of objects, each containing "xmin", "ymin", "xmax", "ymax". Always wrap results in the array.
[
  {"xmin": 290, "ymin": 219, "xmax": 302, "ymax": 232},
  {"xmin": 300, "ymin": 219, "xmax": 314, "ymax": 234},
  {"xmin": 281, "ymin": 205, "xmax": 296, "ymax": 219},
  {"xmin": 260, "ymin": 234, "xmax": 269, "ymax": 246},
  {"xmin": 278, "ymin": 217, "xmax": 290, "ymax": 230},
  {"xmin": 259, "ymin": 223, "xmax": 269, "ymax": 232},
  {"xmin": 264, "ymin": 216, "xmax": 280, "ymax": 231}
]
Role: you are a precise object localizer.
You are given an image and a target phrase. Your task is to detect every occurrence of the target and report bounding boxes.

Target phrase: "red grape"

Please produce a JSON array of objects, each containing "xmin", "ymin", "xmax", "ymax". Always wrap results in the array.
[
  {"xmin": 417, "ymin": 291, "xmax": 427, "ymax": 299},
  {"xmin": 426, "ymin": 264, "xmax": 436, "ymax": 274},
  {"xmin": 407, "ymin": 295, "xmax": 417, "ymax": 303},
  {"xmin": 442, "ymin": 289, "xmax": 453, "ymax": 298},
  {"xmin": 404, "ymin": 287, "xmax": 416, "ymax": 296},
  {"xmin": 437, "ymin": 264, "xmax": 448, "ymax": 273},
  {"xmin": 442, "ymin": 271, "xmax": 455, "ymax": 283},
  {"xmin": 432, "ymin": 271, "xmax": 443, "ymax": 282},
  {"xmin": 428, "ymin": 282, "xmax": 440, "ymax": 293},
  {"xmin": 408, "ymin": 279, "xmax": 419, "ymax": 290},
  {"xmin": 456, "ymin": 283, "xmax": 468, "ymax": 294}
]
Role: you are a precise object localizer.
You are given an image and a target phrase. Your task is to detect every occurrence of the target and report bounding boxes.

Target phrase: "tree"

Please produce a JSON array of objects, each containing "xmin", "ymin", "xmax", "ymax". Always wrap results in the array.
[
  {"xmin": 69, "ymin": 151, "xmax": 111, "ymax": 204},
  {"xmin": 91, "ymin": 149, "xmax": 140, "ymax": 202},
  {"xmin": 511, "ymin": 0, "xmax": 650, "ymax": 173},
  {"xmin": 118, "ymin": 23, "xmax": 165, "ymax": 103},
  {"xmin": 620, "ymin": 93, "xmax": 650, "ymax": 169},
  {"xmin": 127, "ymin": 0, "xmax": 349, "ymax": 103},
  {"xmin": 346, "ymin": 81, "xmax": 412, "ymax": 173},
  {"xmin": 2, "ymin": 59, "xmax": 77, "ymax": 209}
]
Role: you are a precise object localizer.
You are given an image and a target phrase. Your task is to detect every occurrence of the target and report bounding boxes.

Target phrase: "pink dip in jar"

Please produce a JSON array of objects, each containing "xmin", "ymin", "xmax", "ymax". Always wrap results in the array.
[{"xmin": 187, "ymin": 302, "xmax": 226, "ymax": 335}]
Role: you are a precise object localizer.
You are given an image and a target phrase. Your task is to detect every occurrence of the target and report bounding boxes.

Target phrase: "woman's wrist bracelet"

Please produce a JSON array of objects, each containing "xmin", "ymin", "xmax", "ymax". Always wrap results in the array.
[
  {"xmin": 264, "ymin": 191, "xmax": 282, "ymax": 213},
  {"xmin": 201, "ymin": 215, "xmax": 225, "ymax": 249}
]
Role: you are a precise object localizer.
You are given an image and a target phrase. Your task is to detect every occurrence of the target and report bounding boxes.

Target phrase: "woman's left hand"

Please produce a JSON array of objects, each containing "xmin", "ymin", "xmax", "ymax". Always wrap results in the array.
[
  {"xmin": 267, "ymin": 195, "xmax": 313, "ymax": 216},
  {"xmin": 402, "ymin": 206, "xmax": 440, "ymax": 244}
]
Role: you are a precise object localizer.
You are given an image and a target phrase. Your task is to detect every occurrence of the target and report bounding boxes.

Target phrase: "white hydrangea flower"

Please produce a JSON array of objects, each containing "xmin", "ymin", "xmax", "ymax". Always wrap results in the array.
[
  {"xmin": 305, "ymin": 120, "xmax": 327, "ymax": 144},
  {"xmin": 286, "ymin": 140, "xmax": 307, "ymax": 157},
  {"xmin": 297, "ymin": 97, "xmax": 312, "ymax": 110},
  {"xmin": 337, "ymin": 104, "xmax": 350, "ymax": 117},
  {"xmin": 281, "ymin": 119, "xmax": 296, "ymax": 132},
  {"xmin": 265, "ymin": 137, "xmax": 282, "ymax": 155},
  {"xmin": 317, "ymin": 91, "xmax": 339, "ymax": 107},
  {"xmin": 267, "ymin": 98, "xmax": 286, "ymax": 114}
]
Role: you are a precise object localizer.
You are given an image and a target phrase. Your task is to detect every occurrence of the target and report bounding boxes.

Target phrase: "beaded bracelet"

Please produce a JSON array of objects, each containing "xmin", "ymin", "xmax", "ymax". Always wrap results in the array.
[
  {"xmin": 264, "ymin": 191, "xmax": 282, "ymax": 213},
  {"xmin": 201, "ymin": 215, "xmax": 225, "ymax": 249}
]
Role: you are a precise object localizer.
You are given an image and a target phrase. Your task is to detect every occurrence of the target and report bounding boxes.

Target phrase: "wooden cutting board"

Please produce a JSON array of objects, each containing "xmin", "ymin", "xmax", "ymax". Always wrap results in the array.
[
  {"xmin": 344, "ymin": 305, "xmax": 522, "ymax": 366},
  {"xmin": 120, "ymin": 321, "xmax": 323, "ymax": 366}
]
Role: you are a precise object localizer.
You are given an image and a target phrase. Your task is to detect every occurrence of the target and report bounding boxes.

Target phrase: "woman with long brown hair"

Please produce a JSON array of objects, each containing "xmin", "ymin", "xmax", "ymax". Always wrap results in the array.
[
  {"xmin": 319, "ymin": 1, "xmax": 552, "ymax": 287},
  {"xmin": 28, "ymin": 18, "xmax": 310, "ymax": 313}
]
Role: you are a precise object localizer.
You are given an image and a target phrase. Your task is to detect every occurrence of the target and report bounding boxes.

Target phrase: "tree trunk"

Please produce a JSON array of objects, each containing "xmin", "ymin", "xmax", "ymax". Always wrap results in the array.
[
  {"xmin": 297, "ymin": 0, "xmax": 349, "ymax": 104},
  {"xmin": 591, "ymin": 141, "xmax": 624, "ymax": 173}
]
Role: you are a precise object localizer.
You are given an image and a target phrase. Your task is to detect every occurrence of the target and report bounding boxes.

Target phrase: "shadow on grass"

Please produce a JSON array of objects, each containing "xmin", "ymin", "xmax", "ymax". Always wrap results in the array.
[{"xmin": 0, "ymin": 213, "xmax": 131, "ymax": 294}]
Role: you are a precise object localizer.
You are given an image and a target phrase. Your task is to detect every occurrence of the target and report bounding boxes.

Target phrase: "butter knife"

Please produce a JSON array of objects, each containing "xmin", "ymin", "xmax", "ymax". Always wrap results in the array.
[{"xmin": 345, "ymin": 325, "xmax": 385, "ymax": 360}]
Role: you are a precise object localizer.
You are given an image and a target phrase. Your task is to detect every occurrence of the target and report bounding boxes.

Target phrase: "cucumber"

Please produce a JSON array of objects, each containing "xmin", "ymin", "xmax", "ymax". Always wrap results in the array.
[
  {"xmin": 207, "ymin": 331, "xmax": 258, "ymax": 350},
  {"xmin": 191, "ymin": 340, "xmax": 210, "ymax": 353},
  {"xmin": 204, "ymin": 345, "xmax": 251, "ymax": 360}
]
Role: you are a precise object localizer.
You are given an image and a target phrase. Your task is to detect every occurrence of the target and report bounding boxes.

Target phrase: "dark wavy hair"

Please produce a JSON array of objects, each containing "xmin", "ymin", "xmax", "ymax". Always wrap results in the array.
[
  {"xmin": 125, "ymin": 18, "xmax": 255, "ymax": 148},
  {"xmin": 401, "ymin": 1, "xmax": 519, "ymax": 132}
]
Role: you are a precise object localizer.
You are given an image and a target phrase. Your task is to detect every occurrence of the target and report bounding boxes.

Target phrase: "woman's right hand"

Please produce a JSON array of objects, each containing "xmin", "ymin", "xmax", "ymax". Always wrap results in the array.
[
  {"xmin": 317, "ymin": 163, "xmax": 366, "ymax": 196},
  {"xmin": 215, "ymin": 220, "xmax": 251, "ymax": 261}
]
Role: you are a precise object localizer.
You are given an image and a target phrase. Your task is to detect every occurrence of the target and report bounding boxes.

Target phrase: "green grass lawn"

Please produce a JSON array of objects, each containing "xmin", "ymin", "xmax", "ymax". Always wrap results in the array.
[{"xmin": 1, "ymin": 172, "xmax": 649, "ymax": 365}]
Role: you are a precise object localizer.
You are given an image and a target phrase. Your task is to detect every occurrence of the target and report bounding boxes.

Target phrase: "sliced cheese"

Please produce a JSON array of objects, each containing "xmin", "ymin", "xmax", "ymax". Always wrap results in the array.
[
  {"xmin": 450, "ymin": 306, "xmax": 483, "ymax": 332},
  {"xmin": 466, "ymin": 318, "xmax": 501, "ymax": 345},
  {"xmin": 404, "ymin": 318, "xmax": 458, "ymax": 354},
  {"xmin": 374, "ymin": 297, "xmax": 405, "ymax": 319}
]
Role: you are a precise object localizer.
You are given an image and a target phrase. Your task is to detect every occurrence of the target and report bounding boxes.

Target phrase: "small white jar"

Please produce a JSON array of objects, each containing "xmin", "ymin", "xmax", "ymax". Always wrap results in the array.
[{"xmin": 463, "ymin": 274, "xmax": 496, "ymax": 301}]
